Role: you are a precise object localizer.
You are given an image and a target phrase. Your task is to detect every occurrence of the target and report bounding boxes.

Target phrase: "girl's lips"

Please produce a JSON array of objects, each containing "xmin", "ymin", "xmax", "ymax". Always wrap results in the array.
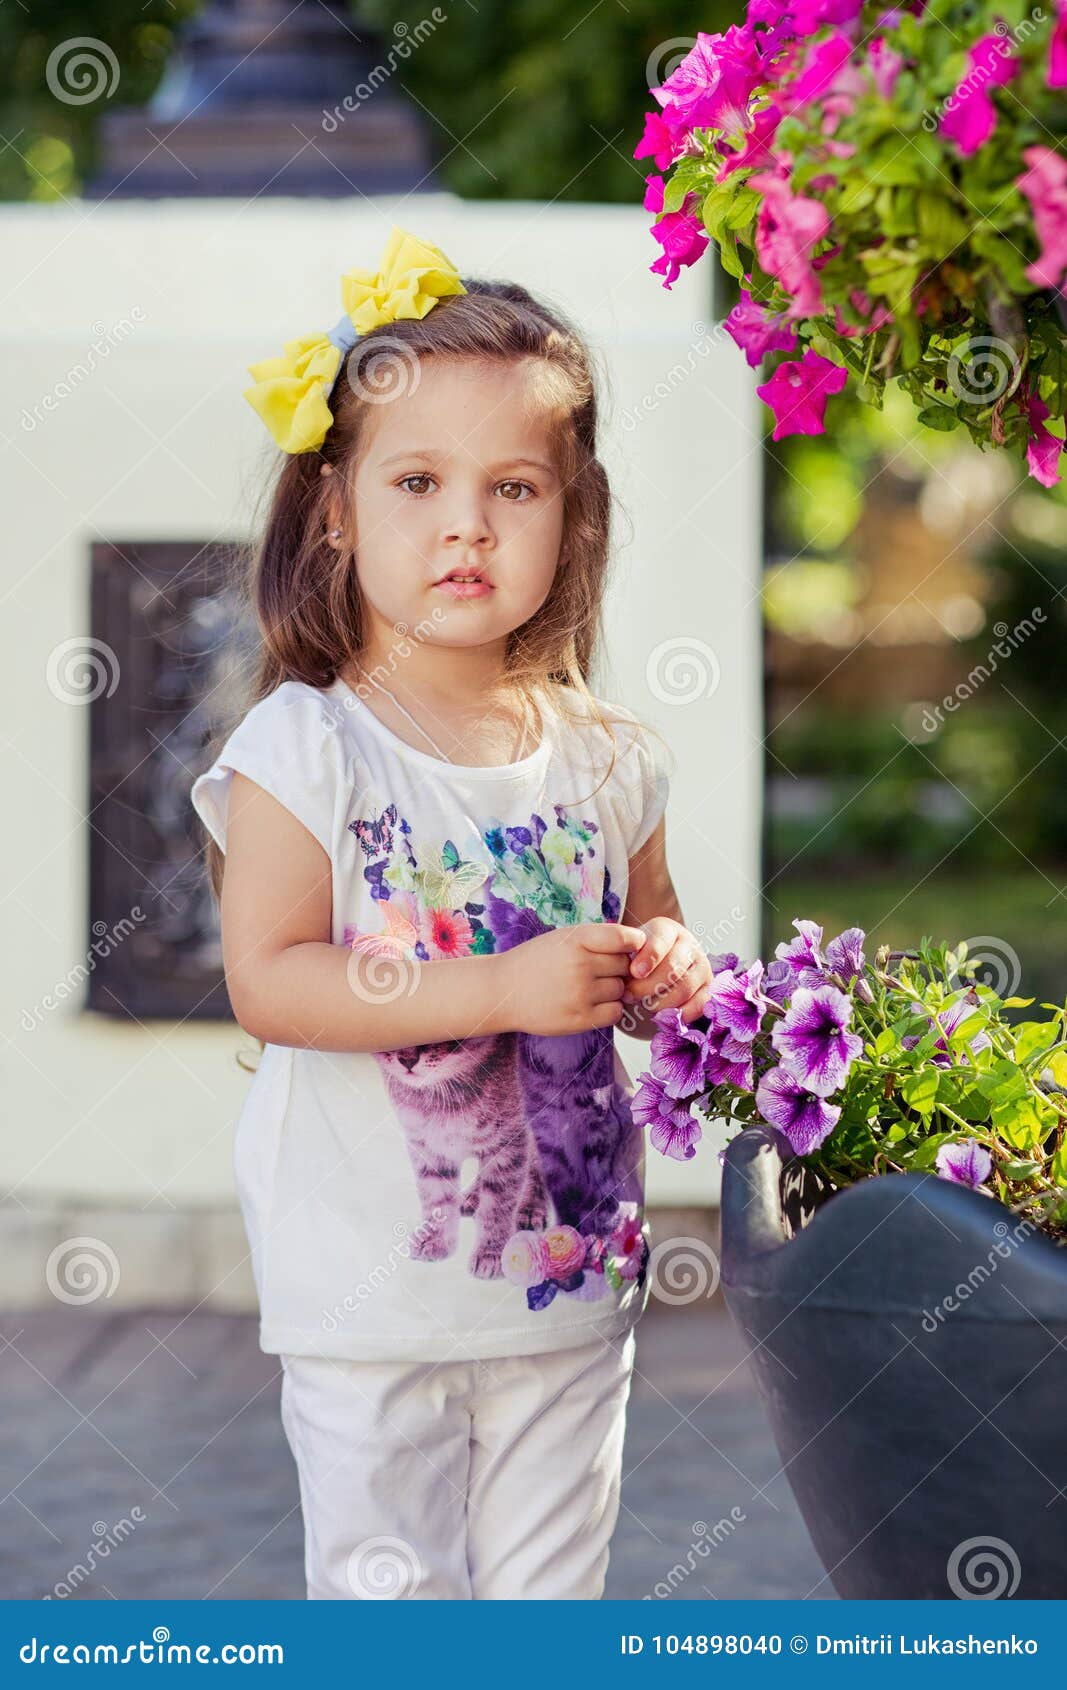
[{"xmin": 433, "ymin": 578, "xmax": 493, "ymax": 598}]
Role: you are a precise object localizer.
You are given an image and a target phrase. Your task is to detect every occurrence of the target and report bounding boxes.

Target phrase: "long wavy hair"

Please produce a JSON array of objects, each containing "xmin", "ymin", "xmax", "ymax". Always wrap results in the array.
[{"xmin": 197, "ymin": 276, "xmax": 664, "ymax": 915}]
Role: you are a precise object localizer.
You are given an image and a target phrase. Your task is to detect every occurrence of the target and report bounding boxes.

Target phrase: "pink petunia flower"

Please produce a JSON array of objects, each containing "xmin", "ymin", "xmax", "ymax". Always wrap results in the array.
[
  {"xmin": 1022, "ymin": 391, "xmax": 1063, "ymax": 488},
  {"xmin": 716, "ymin": 103, "xmax": 783, "ymax": 182},
  {"xmin": 940, "ymin": 32, "xmax": 1017, "ymax": 156},
  {"xmin": 1051, "ymin": 0, "xmax": 1067, "ymax": 87},
  {"xmin": 868, "ymin": 35, "xmax": 905, "ymax": 99},
  {"xmin": 756, "ymin": 349, "xmax": 848, "ymax": 439},
  {"xmin": 724, "ymin": 289, "xmax": 798, "ymax": 367},
  {"xmin": 779, "ymin": 32, "xmax": 865, "ymax": 124},
  {"xmin": 643, "ymin": 172, "xmax": 666, "ymax": 213},
  {"xmin": 634, "ymin": 109, "xmax": 687, "ymax": 172},
  {"xmin": 750, "ymin": 172, "xmax": 831, "ymax": 317},
  {"xmin": 653, "ymin": 26, "xmax": 765, "ymax": 136},
  {"xmin": 649, "ymin": 202, "xmax": 710, "ymax": 290},
  {"xmin": 1017, "ymin": 145, "xmax": 1067, "ymax": 289}
]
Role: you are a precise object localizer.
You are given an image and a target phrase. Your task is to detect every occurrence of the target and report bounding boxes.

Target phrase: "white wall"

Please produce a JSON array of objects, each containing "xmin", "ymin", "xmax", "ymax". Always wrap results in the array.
[{"xmin": 1, "ymin": 193, "xmax": 761, "ymax": 1228}]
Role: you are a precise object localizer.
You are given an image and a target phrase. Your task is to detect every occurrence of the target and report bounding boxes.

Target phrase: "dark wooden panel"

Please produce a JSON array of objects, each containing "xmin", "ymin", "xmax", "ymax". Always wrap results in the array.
[{"xmin": 87, "ymin": 540, "xmax": 253, "ymax": 1021}]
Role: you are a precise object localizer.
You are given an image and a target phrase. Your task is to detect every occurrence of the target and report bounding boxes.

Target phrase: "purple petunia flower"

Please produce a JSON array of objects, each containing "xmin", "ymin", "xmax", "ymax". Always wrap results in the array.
[
  {"xmin": 650, "ymin": 1112, "xmax": 703, "ymax": 1161},
  {"xmin": 707, "ymin": 949, "xmax": 741, "ymax": 975},
  {"xmin": 705, "ymin": 959, "xmax": 771, "ymax": 1042},
  {"xmin": 936, "ymin": 990, "xmax": 992, "ymax": 1059},
  {"xmin": 824, "ymin": 926, "xmax": 865, "ymax": 985},
  {"xmin": 755, "ymin": 1063, "xmax": 841, "ymax": 1155},
  {"xmin": 762, "ymin": 958, "xmax": 795, "ymax": 1005},
  {"xmin": 775, "ymin": 918, "xmax": 826, "ymax": 983},
  {"xmin": 631, "ymin": 1069, "xmax": 703, "ymax": 1160},
  {"xmin": 649, "ymin": 1007, "xmax": 714, "ymax": 1100},
  {"xmin": 771, "ymin": 983, "xmax": 863, "ymax": 1098},
  {"xmin": 704, "ymin": 1027, "xmax": 755, "ymax": 1090},
  {"xmin": 935, "ymin": 1138, "xmax": 993, "ymax": 1189},
  {"xmin": 902, "ymin": 989, "xmax": 992, "ymax": 1069}
]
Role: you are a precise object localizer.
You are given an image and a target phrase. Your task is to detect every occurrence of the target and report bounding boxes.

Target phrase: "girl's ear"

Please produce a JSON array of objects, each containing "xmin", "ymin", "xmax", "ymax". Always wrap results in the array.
[{"xmin": 320, "ymin": 462, "xmax": 347, "ymax": 548}]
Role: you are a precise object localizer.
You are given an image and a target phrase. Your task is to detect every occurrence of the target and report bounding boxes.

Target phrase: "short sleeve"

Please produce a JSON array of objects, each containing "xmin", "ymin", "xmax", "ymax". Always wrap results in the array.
[
  {"xmin": 626, "ymin": 727, "xmax": 671, "ymax": 856},
  {"xmin": 189, "ymin": 682, "xmax": 341, "ymax": 856},
  {"xmin": 600, "ymin": 702, "xmax": 673, "ymax": 859}
]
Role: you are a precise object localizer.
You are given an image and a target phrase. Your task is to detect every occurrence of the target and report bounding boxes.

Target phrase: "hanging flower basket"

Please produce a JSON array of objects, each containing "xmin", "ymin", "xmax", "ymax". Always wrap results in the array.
[{"xmin": 637, "ymin": 0, "xmax": 1067, "ymax": 484}]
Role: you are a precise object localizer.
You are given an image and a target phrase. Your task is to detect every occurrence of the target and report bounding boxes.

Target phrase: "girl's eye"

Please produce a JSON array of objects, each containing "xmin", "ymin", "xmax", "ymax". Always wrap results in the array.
[{"xmin": 395, "ymin": 475, "xmax": 536, "ymax": 500}]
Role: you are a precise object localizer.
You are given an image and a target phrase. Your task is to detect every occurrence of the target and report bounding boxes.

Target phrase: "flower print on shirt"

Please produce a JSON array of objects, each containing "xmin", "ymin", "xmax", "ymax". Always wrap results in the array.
[{"xmin": 343, "ymin": 799, "xmax": 648, "ymax": 1315}]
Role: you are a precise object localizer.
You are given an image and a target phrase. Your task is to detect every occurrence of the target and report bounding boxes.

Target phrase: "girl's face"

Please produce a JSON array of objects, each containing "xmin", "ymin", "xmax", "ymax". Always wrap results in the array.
[{"xmin": 344, "ymin": 358, "xmax": 565, "ymax": 655}]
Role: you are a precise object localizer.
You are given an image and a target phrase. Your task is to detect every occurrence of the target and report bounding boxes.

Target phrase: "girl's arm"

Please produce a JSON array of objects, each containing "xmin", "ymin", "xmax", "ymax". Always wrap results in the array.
[
  {"xmin": 220, "ymin": 773, "xmax": 519, "ymax": 1052},
  {"xmin": 620, "ymin": 814, "xmax": 703, "ymax": 1041}
]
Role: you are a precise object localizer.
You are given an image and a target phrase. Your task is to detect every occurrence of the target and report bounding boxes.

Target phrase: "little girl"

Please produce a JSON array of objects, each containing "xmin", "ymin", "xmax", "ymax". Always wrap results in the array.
[{"xmin": 190, "ymin": 226, "xmax": 713, "ymax": 1601}]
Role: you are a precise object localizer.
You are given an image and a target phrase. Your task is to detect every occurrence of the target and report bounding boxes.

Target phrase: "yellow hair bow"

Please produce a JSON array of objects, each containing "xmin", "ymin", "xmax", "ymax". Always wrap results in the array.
[{"xmin": 243, "ymin": 225, "xmax": 467, "ymax": 454}]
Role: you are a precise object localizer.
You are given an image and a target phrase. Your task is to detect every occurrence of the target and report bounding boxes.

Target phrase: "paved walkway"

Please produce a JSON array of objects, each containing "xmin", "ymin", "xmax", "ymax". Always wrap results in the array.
[{"xmin": 0, "ymin": 1299, "xmax": 827, "ymax": 1600}]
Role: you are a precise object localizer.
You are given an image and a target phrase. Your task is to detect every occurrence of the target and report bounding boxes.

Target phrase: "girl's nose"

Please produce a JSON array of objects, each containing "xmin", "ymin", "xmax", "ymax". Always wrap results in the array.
[{"xmin": 441, "ymin": 495, "xmax": 494, "ymax": 548}]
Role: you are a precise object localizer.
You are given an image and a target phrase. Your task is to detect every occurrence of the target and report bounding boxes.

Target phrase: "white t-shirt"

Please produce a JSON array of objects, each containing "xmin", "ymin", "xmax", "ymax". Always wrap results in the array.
[{"xmin": 190, "ymin": 676, "xmax": 671, "ymax": 1362}]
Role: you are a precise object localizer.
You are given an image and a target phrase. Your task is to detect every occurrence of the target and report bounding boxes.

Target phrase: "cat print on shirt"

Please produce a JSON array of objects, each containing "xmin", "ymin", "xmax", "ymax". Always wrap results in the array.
[
  {"xmin": 376, "ymin": 1031, "xmax": 547, "ymax": 1279},
  {"xmin": 345, "ymin": 798, "xmax": 650, "ymax": 1315}
]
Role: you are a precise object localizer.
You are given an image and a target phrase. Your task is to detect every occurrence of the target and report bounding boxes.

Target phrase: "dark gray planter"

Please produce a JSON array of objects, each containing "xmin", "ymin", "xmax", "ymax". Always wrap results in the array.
[{"xmin": 719, "ymin": 1124, "xmax": 1067, "ymax": 1598}]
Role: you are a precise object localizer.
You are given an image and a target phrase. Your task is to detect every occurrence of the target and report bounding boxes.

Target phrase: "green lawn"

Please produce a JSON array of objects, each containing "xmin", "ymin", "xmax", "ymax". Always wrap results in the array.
[{"xmin": 762, "ymin": 868, "xmax": 1067, "ymax": 1005}]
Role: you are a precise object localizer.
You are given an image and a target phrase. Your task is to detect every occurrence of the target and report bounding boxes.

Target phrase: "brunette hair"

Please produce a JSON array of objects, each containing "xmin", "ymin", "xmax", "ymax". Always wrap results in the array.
[{"xmin": 197, "ymin": 276, "xmax": 665, "ymax": 906}]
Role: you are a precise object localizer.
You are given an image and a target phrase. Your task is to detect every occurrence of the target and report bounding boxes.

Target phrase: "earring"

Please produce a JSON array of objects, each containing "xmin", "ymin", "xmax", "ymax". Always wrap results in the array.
[{"xmin": 329, "ymin": 529, "xmax": 342, "ymax": 540}]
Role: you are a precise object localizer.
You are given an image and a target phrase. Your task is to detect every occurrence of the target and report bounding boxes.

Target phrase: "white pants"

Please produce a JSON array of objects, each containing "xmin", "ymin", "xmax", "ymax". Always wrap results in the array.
[{"xmin": 279, "ymin": 1329, "xmax": 637, "ymax": 1599}]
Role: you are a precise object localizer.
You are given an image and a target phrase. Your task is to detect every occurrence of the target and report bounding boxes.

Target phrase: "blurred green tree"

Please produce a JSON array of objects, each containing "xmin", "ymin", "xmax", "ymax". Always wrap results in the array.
[{"xmin": 1, "ymin": 0, "xmax": 741, "ymax": 202}]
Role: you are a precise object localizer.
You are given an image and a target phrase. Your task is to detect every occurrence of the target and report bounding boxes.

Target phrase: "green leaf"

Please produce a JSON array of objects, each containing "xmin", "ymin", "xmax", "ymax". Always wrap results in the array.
[
  {"xmin": 1000, "ymin": 1158, "xmax": 1043, "ymax": 1180},
  {"xmin": 901, "ymin": 1069, "xmax": 940, "ymax": 1115},
  {"xmin": 916, "ymin": 404, "xmax": 960, "ymax": 431},
  {"xmin": 917, "ymin": 190, "xmax": 968, "ymax": 248},
  {"xmin": 910, "ymin": 1132, "xmax": 956, "ymax": 1169},
  {"xmin": 992, "ymin": 1094, "xmax": 1057, "ymax": 1152},
  {"xmin": 1015, "ymin": 1020, "xmax": 1060, "ymax": 1064}
]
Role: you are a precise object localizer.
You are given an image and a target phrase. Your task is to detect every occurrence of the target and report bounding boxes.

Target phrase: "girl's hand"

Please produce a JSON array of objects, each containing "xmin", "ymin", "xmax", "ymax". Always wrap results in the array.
[
  {"xmin": 622, "ymin": 918, "xmax": 712, "ymax": 1026},
  {"xmin": 505, "ymin": 922, "xmax": 649, "ymax": 1037}
]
